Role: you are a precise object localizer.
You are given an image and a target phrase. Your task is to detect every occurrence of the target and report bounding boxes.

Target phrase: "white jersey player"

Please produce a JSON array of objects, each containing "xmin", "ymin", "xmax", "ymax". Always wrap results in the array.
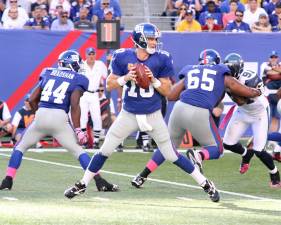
[
  {"xmin": 80, "ymin": 47, "xmax": 108, "ymax": 149},
  {"xmin": 223, "ymin": 53, "xmax": 281, "ymax": 188}
]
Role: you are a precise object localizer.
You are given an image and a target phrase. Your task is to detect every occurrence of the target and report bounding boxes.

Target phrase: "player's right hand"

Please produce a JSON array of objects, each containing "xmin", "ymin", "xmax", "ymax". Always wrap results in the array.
[
  {"xmin": 124, "ymin": 65, "xmax": 136, "ymax": 82},
  {"xmin": 75, "ymin": 128, "xmax": 88, "ymax": 145}
]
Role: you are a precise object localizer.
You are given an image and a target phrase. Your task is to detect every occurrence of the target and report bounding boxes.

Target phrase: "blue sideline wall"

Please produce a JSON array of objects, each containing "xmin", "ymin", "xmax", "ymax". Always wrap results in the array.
[{"xmin": 0, "ymin": 30, "xmax": 280, "ymax": 136}]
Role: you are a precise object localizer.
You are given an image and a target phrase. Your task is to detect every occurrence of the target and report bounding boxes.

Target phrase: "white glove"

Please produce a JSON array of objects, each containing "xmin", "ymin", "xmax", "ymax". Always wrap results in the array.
[
  {"xmin": 256, "ymin": 82, "xmax": 264, "ymax": 95},
  {"xmin": 75, "ymin": 128, "xmax": 88, "ymax": 145}
]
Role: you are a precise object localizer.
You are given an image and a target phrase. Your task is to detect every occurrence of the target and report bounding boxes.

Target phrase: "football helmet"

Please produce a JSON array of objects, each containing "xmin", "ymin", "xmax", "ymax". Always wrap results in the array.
[
  {"xmin": 199, "ymin": 49, "xmax": 221, "ymax": 65},
  {"xmin": 224, "ymin": 53, "xmax": 244, "ymax": 79},
  {"xmin": 58, "ymin": 50, "xmax": 82, "ymax": 72},
  {"xmin": 132, "ymin": 23, "xmax": 161, "ymax": 54}
]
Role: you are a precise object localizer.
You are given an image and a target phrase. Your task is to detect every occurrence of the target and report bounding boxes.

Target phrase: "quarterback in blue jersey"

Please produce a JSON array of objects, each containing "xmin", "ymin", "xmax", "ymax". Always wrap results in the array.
[
  {"xmin": 65, "ymin": 23, "xmax": 222, "ymax": 202},
  {"xmin": 0, "ymin": 50, "xmax": 119, "ymax": 192},
  {"xmin": 131, "ymin": 49, "xmax": 262, "ymax": 189}
]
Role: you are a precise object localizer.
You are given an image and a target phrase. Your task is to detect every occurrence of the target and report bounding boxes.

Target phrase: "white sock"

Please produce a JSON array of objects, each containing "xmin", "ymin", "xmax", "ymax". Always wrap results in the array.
[
  {"xmin": 190, "ymin": 167, "xmax": 207, "ymax": 186},
  {"xmin": 81, "ymin": 169, "xmax": 96, "ymax": 186},
  {"xmin": 269, "ymin": 166, "xmax": 278, "ymax": 174},
  {"xmin": 242, "ymin": 147, "xmax": 247, "ymax": 157}
]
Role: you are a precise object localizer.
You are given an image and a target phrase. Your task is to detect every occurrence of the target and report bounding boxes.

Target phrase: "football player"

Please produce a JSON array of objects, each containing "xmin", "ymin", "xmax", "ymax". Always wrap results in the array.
[
  {"xmin": 0, "ymin": 50, "xmax": 119, "ymax": 192},
  {"xmin": 130, "ymin": 49, "xmax": 261, "ymax": 189},
  {"xmin": 65, "ymin": 23, "xmax": 221, "ymax": 202},
  {"xmin": 223, "ymin": 53, "xmax": 281, "ymax": 188}
]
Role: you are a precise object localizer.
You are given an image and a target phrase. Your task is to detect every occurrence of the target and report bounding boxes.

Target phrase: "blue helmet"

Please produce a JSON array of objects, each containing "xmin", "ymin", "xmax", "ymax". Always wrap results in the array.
[
  {"xmin": 58, "ymin": 50, "xmax": 82, "ymax": 72},
  {"xmin": 132, "ymin": 23, "xmax": 161, "ymax": 54},
  {"xmin": 199, "ymin": 49, "xmax": 221, "ymax": 65},
  {"xmin": 224, "ymin": 53, "xmax": 244, "ymax": 79}
]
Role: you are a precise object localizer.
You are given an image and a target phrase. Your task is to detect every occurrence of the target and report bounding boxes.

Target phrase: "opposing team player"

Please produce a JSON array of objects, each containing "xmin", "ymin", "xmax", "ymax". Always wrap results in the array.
[
  {"xmin": 222, "ymin": 53, "xmax": 281, "ymax": 188},
  {"xmin": 0, "ymin": 50, "xmax": 119, "ymax": 192},
  {"xmin": 131, "ymin": 49, "xmax": 262, "ymax": 188},
  {"xmin": 64, "ymin": 23, "xmax": 221, "ymax": 202}
]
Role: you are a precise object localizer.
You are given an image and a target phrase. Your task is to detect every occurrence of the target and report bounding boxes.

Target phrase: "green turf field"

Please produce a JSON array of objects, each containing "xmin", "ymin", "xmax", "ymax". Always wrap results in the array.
[{"xmin": 0, "ymin": 149, "xmax": 280, "ymax": 225}]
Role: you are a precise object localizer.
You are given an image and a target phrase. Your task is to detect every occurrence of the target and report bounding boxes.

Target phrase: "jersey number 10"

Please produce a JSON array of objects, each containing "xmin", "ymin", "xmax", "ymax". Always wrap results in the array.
[{"xmin": 41, "ymin": 79, "xmax": 70, "ymax": 104}]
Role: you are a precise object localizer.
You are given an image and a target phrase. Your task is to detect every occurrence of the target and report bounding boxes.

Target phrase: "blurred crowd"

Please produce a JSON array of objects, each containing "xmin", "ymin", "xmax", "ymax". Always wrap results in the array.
[
  {"xmin": 163, "ymin": 0, "xmax": 281, "ymax": 32},
  {"xmin": 0, "ymin": 0, "xmax": 281, "ymax": 32},
  {"xmin": 0, "ymin": 0, "xmax": 122, "ymax": 30}
]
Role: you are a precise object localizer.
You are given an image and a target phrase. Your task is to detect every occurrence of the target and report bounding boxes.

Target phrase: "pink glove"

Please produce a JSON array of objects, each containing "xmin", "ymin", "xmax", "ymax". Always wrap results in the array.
[{"xmin": 75, "ymin": 128, "xmax": 88, "ymax": 145}]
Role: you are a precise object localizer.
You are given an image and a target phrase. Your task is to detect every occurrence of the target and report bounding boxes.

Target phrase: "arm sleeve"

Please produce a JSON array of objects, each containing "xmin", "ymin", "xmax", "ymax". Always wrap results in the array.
[
  {"xmin": 2, "ymin": 102, "xmax": 12, "ymax": 120},
  {"xmin": 11, "ymin": 112, "xmax": 22, "ymax": 127}
]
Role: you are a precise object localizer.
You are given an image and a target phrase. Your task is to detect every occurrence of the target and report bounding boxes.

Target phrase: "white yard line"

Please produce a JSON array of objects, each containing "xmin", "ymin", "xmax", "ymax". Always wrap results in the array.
[
  {"xmin": 0, "ymin": 148, "xmax": 234, "ymax": 153},
  {"xmin": 0, "ymin": 153, "xmax": 280, "ymax": 202}
]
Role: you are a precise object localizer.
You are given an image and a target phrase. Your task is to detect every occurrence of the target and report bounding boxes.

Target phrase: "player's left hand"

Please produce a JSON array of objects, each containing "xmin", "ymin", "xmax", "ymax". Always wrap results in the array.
[
  {"xmin": 144, "ymin": 66, "xmax": 156, "ymax": 83},
  {"xmin": 256, "ymin": 82, "xmax": 264, "ymax": 95},
  {"xmin": 75, "ymin": 128, "xmax": 88, "ymax": 145}
]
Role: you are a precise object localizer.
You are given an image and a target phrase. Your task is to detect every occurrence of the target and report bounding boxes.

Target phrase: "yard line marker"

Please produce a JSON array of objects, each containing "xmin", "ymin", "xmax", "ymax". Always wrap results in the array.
[
  {"xmin": 2, "ymin": 197, "xmax": 18, "ymax": 201},
  {"xmin": 0, "ymin": 153, "xmax": 280, "ymax": 202}
]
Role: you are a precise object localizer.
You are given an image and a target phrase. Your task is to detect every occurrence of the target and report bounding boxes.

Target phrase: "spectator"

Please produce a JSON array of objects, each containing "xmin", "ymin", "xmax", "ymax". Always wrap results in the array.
[
  {"xmin": 272, "ymin": 13, "xmax": 281, "ymax": 31},
  {"xmin": 260, "ymin": 51, "xmax": 281, "ymax": 130},
  {"xmin": 0, "ymin": 99, "xmax": 12, "ymax": 139},
  {"xmin": 24, "ymin": 5, "xmax": 50, "ymax": 30},
  {"xmin": 92, "ymin": 0, "xmax": 121, "ymax": 24},
  {"xmin": 1, "ymin": 0, "xmax": 29, "ymax": 24},
  {"xmin": 50, "ymin": 4, "xmax": 63, "ymax": 21},
  {"xmin": 74, "ymin": 6, "xmax": 94, "ymax": 30},
  {"xmin": 51, "ymin": 10, "xmax": 74, "ymax": 31},
  {"xmin": 225, "ymin": 9, "xmax": 251, "ymax": 32},
  {"xmin": 10, "ymin": 95, "xmax": 34, "ymax": 142},
  {"xmin": 49, "ymin": 0, "xmax": 71, "ymax": 19},
  {"xmin": 5, "ymin": 0, "xmax": 31, "ymax": 14},
  {"xmin": 263, "ymin": 0, "xmax": 281, "ymax": 15},
  {"xmin": 222, "ymin": 0, "xmax": 238, "ymax": 28},
  {"xmin": 161, "ymin": 0, "xmax": 178, "ymax": 17},
  {"xmin": 0, "ymin": 0, "xmax": 5, "ymax": 21},
  {"xmin": 2, "ymin": 7, "xmax": 25, "ymax": 29},
  {"xmin": 200, "ymin": 0, "xmax": 221, "ymax": 13},
  {"xmin": 176, "ymin": 9, "xmax": 202, "ymax": 31},
  {"xmin": 269, "ymin": 2, "xmax": 281, "ymax": 30},
  {"xmin": 220, "ymin": 0, "xmax": 245, "ymax": 14},
  {"xmin": 243, "ymin": 0, "xmax": 267, "ymax": 27},
  {"xmin": 201, "ymin": 13, "xmax": 223, "ymax": 31},
  {"xmin": 251, "ymin": 13, "xmax": 272, "ymax": 32},
  {"xmin": 70, "ymin": 0, "xmax": 92, "ymax": 22},
  {"xmin": 199, "ymin": 0, "xmax": 223, "ymax": 26},
  {"xmin": 30, "ymin": 0, "xmax": 49, "ymax": 14},
  {"xmin": 174, "ymin": 3, "xmax": 189, "ymax": 28}
]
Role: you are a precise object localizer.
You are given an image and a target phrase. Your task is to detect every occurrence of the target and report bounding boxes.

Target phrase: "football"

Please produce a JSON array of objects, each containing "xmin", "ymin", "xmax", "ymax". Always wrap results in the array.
[{"xmin": 135, "ymin": 63, "xmax": 150, "ymax": 89}]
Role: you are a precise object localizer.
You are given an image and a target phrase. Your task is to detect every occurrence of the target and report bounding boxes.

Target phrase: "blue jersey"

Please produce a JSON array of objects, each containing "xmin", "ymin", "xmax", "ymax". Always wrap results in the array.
[
  {"xmin": 38, "ymin": 68, "xmax": 89, "ymax": 113},
  {"xmin": 179, "ymin": 64, "xmax": 230, "ymax": 110},
  {"xmin": 110, "ymin": 48, "xmax": 174, "ymax": 114}
]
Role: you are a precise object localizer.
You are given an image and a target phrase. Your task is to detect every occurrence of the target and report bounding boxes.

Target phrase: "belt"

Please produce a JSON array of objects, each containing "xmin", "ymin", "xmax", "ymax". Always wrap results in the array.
[{"xmin": 87, "ymin": 89, "xmax": 100, "ymax": 93}]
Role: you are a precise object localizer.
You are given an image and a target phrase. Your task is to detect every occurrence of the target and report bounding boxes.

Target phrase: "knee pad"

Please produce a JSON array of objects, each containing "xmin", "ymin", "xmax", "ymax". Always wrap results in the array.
[{"xmin": 223, "ymin": 143, "xmax": 245, "ymax": 155}]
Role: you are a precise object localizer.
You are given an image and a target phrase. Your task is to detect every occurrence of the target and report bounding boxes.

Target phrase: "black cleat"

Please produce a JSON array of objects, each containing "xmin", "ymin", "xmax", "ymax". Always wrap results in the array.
[
  {"xmin": 202, "ymin": 180, "xmax": 220, "ymax": 202},
  {"xmin": 93, "ymin": 142, "xmax": 100, "ymax": 149},
  {"xmin": 64, "ymin": 181, "xmax": 86, "ymax": 199},
  {"xmin": 186, "ymin": 149, "xmax": 203, "ymax": 173},
  {"xmin": 131, "ymin": 174, "xmax": 147, "ymax": 188},
  {"xmin": 116, "ymin": 144, "xmax": 123, "ymax": 152},
  {"xmin": 270, "ymin": 171, "xmax": 281, "ymax": 188},
  {"xmin": 94, "ymin": 175, "xmax": 119, "ymax": 192},
  {"xmin": 0, "ymin": 176, "xmax": 13, "ymax": 190},
  {"xmin": 142, "ymin": 144, "xmax": 153, "ymax": 152}
]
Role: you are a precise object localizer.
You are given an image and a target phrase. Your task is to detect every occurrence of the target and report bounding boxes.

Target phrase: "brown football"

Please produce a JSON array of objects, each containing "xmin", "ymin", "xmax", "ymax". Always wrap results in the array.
[{"xmin": 135, "ymin": 63, "xmax": 150, "ymax": 89}]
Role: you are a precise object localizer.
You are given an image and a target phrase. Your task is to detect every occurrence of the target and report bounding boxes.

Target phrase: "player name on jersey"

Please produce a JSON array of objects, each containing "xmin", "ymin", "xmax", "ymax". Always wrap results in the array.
[{"xmin": 50, "ymin": 69, "xmax": 75, "ymax": 80}]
